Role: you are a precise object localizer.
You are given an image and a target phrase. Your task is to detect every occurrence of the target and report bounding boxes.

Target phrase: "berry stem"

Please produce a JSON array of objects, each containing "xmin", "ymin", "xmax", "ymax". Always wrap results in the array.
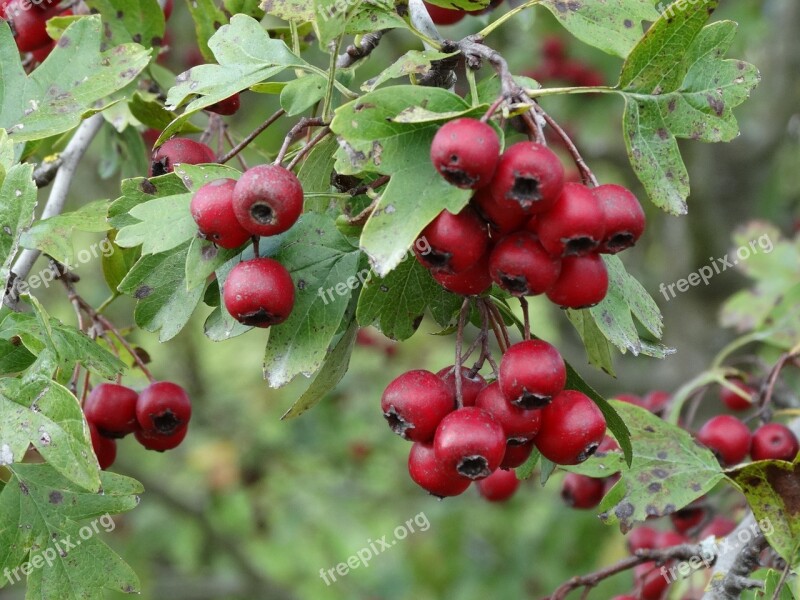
[
  {"xmin": 286, "ymin": 126, "xmax": 332, "ymax": 171},
  {"xmin": 481, "ymin": 95, "xmax": 505, "ymax": 123},
  {"xmin": 534, "ymin": 105, "xmax": 599, "ymax": 187},
  {"xmin": 519, "ymin": 297, "xmax": 531, "ymax": 341},
  {"xmin": 754, "ymin": 347, "xmax": 800, "ymax": 423},
  {"xmin": 454, "ymin": 298, "xmax": 471, "ymax": 408},
  {"xmin": 217, "ymin": 108, "xmax": 286, "ymax": 165},
  {"xmin": 252, "ymin": 236, "xmax": 260, "ymax": 259},
  {"xmin": 274, "ymin": 117, "xmax": 326, "ymax": 166},
  {"xmin": 222, "ymin": 127, "xmax": 249, "ymax": 171},
  {"xmin": 483, "ymin": 299, "xmax": 510, "ymax": 354},
  {"xmin": 476, "ymin": 301, "xmax": 499, "ymax": 378}
]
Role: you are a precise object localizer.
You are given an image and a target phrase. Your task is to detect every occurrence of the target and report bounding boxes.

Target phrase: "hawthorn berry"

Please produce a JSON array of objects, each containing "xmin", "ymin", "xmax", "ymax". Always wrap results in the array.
[
  {"xmin": 223, "ymin": 258, "xmax": 295, "ymax": 327},
  {"xmin": 423, "ymin": 1, "xmax": 464, "ymax": 25},
  {"xmin": 670, "ymin": 506, "xmax": 706, "ymax": 534},
  {"xmin": 135, "ymin": 425, "xmax": 188, "ymax": 452},
  {"xmin": 163, "ymin": 0, "xmax": 173, "ymax": 19},
  {"xmin": 475, "ymin": 381, "xmax": 541, "ymax": 442},
  {"xmin": 750, "ymin": 423, "xmax": 799, "ymax": 461},
  {"xmin": 83, "ymin": 383, "xmax": 140, "ymax": 438},
  {"xmin": 434, "ymin": 407, "xmax": 506, "ymax": 480},
  {"xmin": 430, "ymin": 118, "xmax": 500, "ymax": 189},
  {"xmin": 89, "ymin": 422, "xmax": 117, "ymax": 470},
  {"xmin": 699, "ymin": 517, "xmax": 736, "ymax": 539},
  {"xmin": 432, "ymin": 252, "xmax": 493, "ymax": 296},
  {"xmin": 626, "ymin": 526, "xmax": 659, "ymax": 553},
  {"xmin": 719, "ymin": 378, "xmax": 754, "ymax": 411},
  {"xmin": 381, "ymin": 370, "xmax": 454, "ymax": 442},
  {"xmin": 472, "ymin": 186, "xmax": 529, "ymax": 234},
  {"xmin": 560, "ymin": 473, "xmax": 605, "ymax": 509},
  {"xmin": 545, "ymin": 253, "xmax": 608, "ymax": 309},
  {"xmin": 655, "ymin": 530, "xmax": 688, "ymax": 548},
  {"xmin": 488, "ymin": 232, "xmax": 561, "ymax": 296},
  {"xmin": 206, "ymin": 93, "xmax": 241, "ymax": 116},
  {"xmin": 136, "ymin": 381, "xmax": 192, "ymax": 436},
  {"xmin": 233, "ymin": 164, "xmax": 304, "ymax": 237},
  {"xmin": 150, "ymin": 138, "xmax": 216, "ymax": 176},
  {"xmin": 643, "ymin": 390, "xmax": 671, "ymax": 415},
  {"xmin": 499, "ymin": 439, "xmax": 535, "ymax": 469},
  {"xmin": 436, "ymin": 365, "xmax": 487, "ymax": 407},
  {"xmin": 498, "ymin": 339, "xmax": 566, "ymax": 408},
  {"xmin": 190, "ymin": 178, "xmax": 252, "ymax": 249},
  {"xmin": 5, "ymin": 0, "xmax": 52, "ymax": 52},
  {"xmin": 476, "ymin": 469, "xmax": 520, "ymax": 502},
  {"xmin": 696, "ymin": 415, "xmax": 751, "ymax": 465},
  {"xmin": 534, "ymin": 390, "xmax": 606, "ymax": 465},
  {"xmin": 536, "ymin": 182, "xmax": 605, "ymax": 257},
  {"xmin": 593, "ymin": 184, "xmax": 646, "ymax": 254},
  {"xmin": 489, "ymin": 142, "xmax": 565, "ymax": 214},
  {"xmin": 415, "ymin": 208, "xmax": 489, "ymax": 274},
  {"xmin": 634, "ymin": 562, "xmax": 670, "ymax": 600},
  {"xmin": 408, "ymin": 441, "xmax": 471, "ymax": 498}
]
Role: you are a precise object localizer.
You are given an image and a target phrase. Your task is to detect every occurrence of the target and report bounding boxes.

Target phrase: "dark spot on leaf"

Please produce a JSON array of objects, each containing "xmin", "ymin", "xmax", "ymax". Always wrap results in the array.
[
  {"xmin": 646, "ymin": 504, "xmax": 660, "ymax": 517},
  {"xmin": 657, "ymin": 451, "xmax": 668, "ymax": 460},
  {"xmin": 19, "ymin": 482, "xmax": 29, "ymax": 495},
  {"xmin": 615, "ymin": 502, "xmax": 634, "ymax": 519},
  {"xmin": 737, "ymin": 61, "xmax": 746, "ymax": 70},
  {"xmin": 354, "ymin": 103, "xmax": 375, "ymax": 112},
  {"xmin": 200, "ymin": 244, "xmax": 218, "ymax": 260},
  {"xmin": 297, "ymin": 279, "xmax": 306, "ymax": 290},
  {"xmin": 657, "ymin": 128, "xmax": 668, "ymax": 140},
  {"xmin": 648, "ymin": 482, "xmax": 662, "ymax": 493},
  {"xmin": 653, "ymin": 468, "xmax": 668, "ymax": 479},
  {"xmin": 707, "ymin": 94, "xmax": 724, "ymax": 116},
  {"xmin": 121, "ymin": 68, "xmax": 138, "ymax": 79},
  {"xmin": 644, "ymin": 425, "xmax": 656, "ymax": 432},
  {"xmin": 151, "ymin": 36, "xmax": 163, "ymax": 47},
  {"xmin": 765, "ymin": 463, "xmax": 800, "ymax": 516},
  {"xmin": 664, "ymin": 503, "xmax": 676, "ymax": 515},
  {"xmin": 691, "ymin": 483, "xmax": 702, "ymax": 492},
  {"xmin": 116, "ymin": 10, "xmax": 124, "ymax": 18},
  {"xmin": 57, "ymin": 36, "xmax": 71, "ymax": 48},
  {"xmin": 379, "ymin": 285, "xmax": 389, "ymax": 292},
  {"xmin": 49, "ymin": 491, "xmax": 63, "ymax": 504},
  {"xmin": 623, "ymin": 19, "xmax": 633, "ymax": 27},
  {"xmin": 132, "ymin": 33, "xmax": 142, "ymax": 43},
  {"xmin": 396, "ymin": 1, "xmax": 408, "ymax": 16},
  {"xmin": 213, "ymin": 21, "xmax": 223, "ymax": 30},
  {"xmin": 598, "ymin": 511, "xmax": 609, "ymax": 522},
  {"xmin": 140, "ymin": 180, "xmax": 157, "ymax": 195},
  {"xmin": 134, "ymin": 286, "xmax": 153, "ymax": 299},
  {"xmin": 667, "ymin": 99, "xmax": 677, "ymax": 112}
]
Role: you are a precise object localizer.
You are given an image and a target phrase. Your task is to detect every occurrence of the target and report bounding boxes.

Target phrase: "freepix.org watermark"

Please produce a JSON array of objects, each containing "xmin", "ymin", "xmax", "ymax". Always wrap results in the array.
[
  {"xmin": 3, "ymin": 513, "xmax": 116, "ymax": 586},
  {"xmin": 659, "ymin": 234, "xmax": 773, "ymax": 302},
  {"xmin": 319, "ymin": 511, "xmax": 430, "ymax": 585}
]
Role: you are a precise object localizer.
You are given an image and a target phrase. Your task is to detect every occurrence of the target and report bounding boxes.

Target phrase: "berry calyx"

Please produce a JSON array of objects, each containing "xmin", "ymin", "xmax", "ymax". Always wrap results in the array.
[
  {"xmin": 719, "ymin": 378, "xmax": 755, "ymax": 411},
  {"xmin": 431, "ymin": 252, "xmax": 493, "ymax": 296},
  {"xmin": 415, "ymin": 208, "xmax": 489, "ymax": 274},
  {"xmin": 232, "ymin": 164, "xmax": 304, "ymax": 237},
  {"xmin": 534, "ymin": 390, "xmax": 606, "ymax": 465},
  {"xmin": 488, "ymin": 232, "xmax": 561, "ymax": 296},
  {"xmin": 436, "ymin": 365, "xmax": 487, "ymax": 407},
  {"xmin": 498, "ymin": 339, "xmax": 566, "ymax": 408},
  {"xmin": 475, "ymin": 381, "xmax": 541, "ymax": 442},
  {"xmin": 545, "ymin": 253, "xmax": 608, "ymax": 309},
  {"xmin": 489, "ymin": 142, "xmax": 565, "ymax": 214},
  {"xmin": 150, "ymin": 138, "xmax": 216, "ymax": 176},
  {"xmin": 408, "ymin": 441, "xmax": 471, "ymax": 497},
  {"xmin": 381, "ymin": 370, "xmax": 454, "ymax": 442},
  {"xmin": 476, "ymin": 469, "xmax": 520, "ymax": 502},
  {"xmin": 536, "ymin": 182, "xmax": 605, "ymax": 257},
  {"xmin": 696, "ymin": 415, "xmax": 751, "ymax": 466},
  {"xmin": 83, "ymin": 383, "xmax": 140, "ymax": 438},
  {"xmin": 223, "ymin": 258, "xmax": 295, "ymax": 328},
  {"xmin": 561, "ymin": 473, "xmax": 605, "ymax": 509},
  {"xmin": 190, "ymin": 178, "xmax": 252, "ymax": 249},
  {"xmin": 135, "ymin": 425, "xmax": 188, "ymax": 452},
  {"xmin": 136, "ymin": 381, "xmax": 192, "ymax": 436},
  {"xmin": 89, "ymin": 422, "xmax": 117, "ymax": 470},
  {"xmin": 206, "ymin": 93, "xmax": 241, "ymax": 116},
  {"xmin": 593, "ymin": 184, "xmax": 646, "ymax": 254},
  {"xmin": 433, "ymin": 407, "xmax": 506, "ymax": 480},
  {"xmin": 750, "ymin": 423, "xmax": 799, "ymax": 461},
  {"xmin": 430, "ymin": 118, "xmax": 500, "ymax": 189}
]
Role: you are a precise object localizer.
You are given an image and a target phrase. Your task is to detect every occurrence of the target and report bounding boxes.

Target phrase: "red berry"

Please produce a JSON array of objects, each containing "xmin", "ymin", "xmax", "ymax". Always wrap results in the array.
[
  {"xmin": 615, "ymin": 393, "xmax": 647, "ymax": 409},
  {"xmin": 634, "ymin": 562, "xmax": 670, "ymax": 600},
  {"xmin": 434, "ymin": 407, "xmax": 506, "ymax": 480},
  {"xmin": 135, "ymin": 425, "xmax": 188, "ymax": 452},
  {"xmin": 423, "ymin": 1, "xmax": 464, "ymax": 25},
  {"xmin": 611, "ymin": 596, "xmax": 637, "ymax": 600},
  {"xmin": 593, "ymin": 184, "xmax": 645, "ymax": 254},
  {"xmin": 750, "ymin": 423, "xmax": 799, "ymax": 461},
  {"xmin": 472, "ymin": 186, "xmax": 529, "ymax": 234},
  {"xmin": 29, "ymin": 38, "xmax": 54, "ymax": 63},
  {"xmin": 136, "ymin": 381, "xmax": 192, "ymax": 436},
  {"xmin": 475, "ymin": 381, "xmax": 541, "ymax": 442},
  {"xmin": 670, "ymin": 506, "xmax": 705, "ymax": 534},
  {"xmin": 546, "ymin": 253, "xmax": 608, "ymax": 309},
  {"xmin": 536, "ymin": 183, "xmax": 605, "ymax": 257},
  {"xmin": 232, "ymin": 164, "xmax": 304, "ymax": 237},
  {"xmin": 163, "ymin": 0, "xmax": 173, "ymax": 19},
  {"xmin": 5, "ymin": 0, "xmax": 51, "ymax": 51},
  {"xmin": 500, "ymin": 439, "xmax": 535, "ymax": 469},
  {"xmin": 88, "ymin": 422, "xmax": 117, "ymax": 470},
  {"xmin": 499, "ymin": 340, "xmax": 566, "ymax": 408},
  {"xmin": 541, "ymin": 36, "xmax": 566, "ymax": 60},
  {"xmin": 415, "ymin": 208, "xmax": 489, "ymax": 275},
  {"xmin": 430, "ymin": 118, "xmax": 500, "ymax": 189},
  {"xmin": 84, "ymin": 383, "xmax": 140, "ymax": 438},
  {"xmin": 190, "ymin": 178, "xmax": 252, "ymax": 249},
  {"xmin": 534, "ymin": 390, "xmax": 606, "ymax": 465},
  {"xmin": 381, "ymin": 370, "xmax": 454, "ymax": 442},
  {"xmin": 655, "ymin": 530, "xmax": 689, "ymax": 548},
  {"xmin": 477, "ymin": 468, "xmax": 519, "ymax": 502},
  {"xmin": 696, "ymin": 415, "xmax": 751, "ymax": 465},
  {"xmin": 627, "ymin": 526, "xmax": 659, "ymax": 553},
  {"xmin": 408, "ymin": 441, "xmax": 471, "ymax": 497},
  {"xmin": 206, "ymin": 93, "xmax": 241, "ymax": 116},
  {"xmin": 436, "ymin": 366, "xmax": 487, "ymax": 407},
  {"xmin": 720, "ymin": 379, "xmax": 754, "ymax": 412},
  {"xmin": 561, "ymin": 473, "xmax": 605, "ymax": 509},
  {"xmin": 150, "ymin": 138, "xmax": 216, "ymax": 176},
  {"xmin": 223, "ymin": 258, "xmax": 295, "ymax": 327},
  {"xmin": 643, "ymin": 390, "xmax": 671, "ymax": 414},
  {"xmin": 488, "ymin": 232, "xmax": 561, "ymax": 296},
  {"xmin": 699, "ymin": 517, "xmax": 736, "ymax": 539},
  {"xmin": 431, "ymin": 251, "xmax": 493, "ymax": 296},
  {"xmin": 489, "ymin": 142, "xmax": 565, "ymax": 214}
]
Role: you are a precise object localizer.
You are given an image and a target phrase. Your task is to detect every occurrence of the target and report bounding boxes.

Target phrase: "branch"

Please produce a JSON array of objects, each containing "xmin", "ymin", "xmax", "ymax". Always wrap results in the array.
[
  {"xmin": 336, "ymin": 30, "xmax": 386, "ymax": 68},
  {"xmin": 703, "ymin": 515, "xmax": 767, "ymax": 599},
  {"xmin": 4, "ymin": 114, "xmax": 104, "ymax": 310},
  {"xmin": 217, "ymin": 109, "xmax": 285, "ymax": 165}
]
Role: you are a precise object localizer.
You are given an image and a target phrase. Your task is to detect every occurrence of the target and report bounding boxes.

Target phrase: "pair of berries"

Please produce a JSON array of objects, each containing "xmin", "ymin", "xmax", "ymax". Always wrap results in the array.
[
  {"xmin": 423, "ymin": 118, "xmax": 645, "ymax": 308},
  {"xmin": 84, "ymin": 381, "xmax": 192, "ymax": 469},
  {"xmin": 2, "ymin": 0, "xmax": 71, "ymax": 56},
  {"xmin": 696, "ymin": 415, "xmax": 798, "ymax": 465},
  {"xmin": 422, "ymin": 0, "xmax": 504, "ymax": 26}
]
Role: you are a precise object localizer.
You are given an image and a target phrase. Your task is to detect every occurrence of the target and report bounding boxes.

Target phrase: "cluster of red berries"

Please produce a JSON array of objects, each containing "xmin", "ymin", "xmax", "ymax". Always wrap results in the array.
[
  {"xmin": 419, "ymin": 117, "xmax": 645, "ymax": 308},
  {"xmin": 382, "ymin": 339, "xmax": 608, "ymax": 501},
  {"xmin": 529, "ymin": 36, "xmax": 604, "ymax": 88},
  {"xmin": 84, "ymin": 381, "xmax": 192, "ymax": 470},
  {"xmin": 422, "ymin": 0, "xmax": 504, "ymax": 26},
  {"xmin": 1, "ymin": 0, "xmax": 72, "ymax": 64}
]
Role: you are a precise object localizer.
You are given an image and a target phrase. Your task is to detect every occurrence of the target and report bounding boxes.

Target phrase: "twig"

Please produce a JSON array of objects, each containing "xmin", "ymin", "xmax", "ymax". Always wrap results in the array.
[
  {"xmin": 336, "ymin": 30, "xmax": 386, "ymax": 68},
  {"xmin": 222, "ymin": 128, "xmax": 248, "ymax": 171},
  {"xmin": 217, "ymin": 109, "xmax": 285, "ymax": 164},
  {"xmin": 770, "ymin": 561, "xmax": 792, "ymax": 600},
  {"xmin": 534, "ymin": 105, "xmax": 599, "ymax": 187},
  {"xmin": 286, "ymin": 126, "xmax": 331, "ymax": 171},
  {"xmin": 274, "ymin": 117, "xmax": 326, "ymax": 166},
  {"xmin": 454, "ymin": 298, "xmax": 471, "ymax": 408},
  {"xmin": 519, "ymin": 297, "xmax": 530, "ymax": 341},
  {"xmin": 484, "ymin": 299, "xmax": 510, "ymax": 353}
]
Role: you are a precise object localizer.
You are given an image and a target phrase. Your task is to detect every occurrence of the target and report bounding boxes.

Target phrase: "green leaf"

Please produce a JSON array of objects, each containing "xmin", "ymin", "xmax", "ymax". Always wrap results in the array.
[
  {"xmin": 0, "ymin": 163, "xmax": 37, "ymax": 293},
  {"xmin": 362, "ymin": 50, "xmax": 458, "ymax": 92},
  {"xmin": 185, "ymin": 237, "xmax": 240, "ymax": 291},
  {"xmin": 261, "ymin": 0, "xmax": 315, "ymax": 22},
  {"xmin": 19, "ymin": 201, "xmax": 111, "ymax": 266},
  {"xmin": 85, "ymin": 0, "xmax": 166, "ymax": 48},
  {"xmin": 281, "ymin": 320, "xmax": 358, "ymax": 419},
  {"xmin": 128, "ymin": 92, "xmax": 182, "ymax": 131},
  {"xmin": 566, "ymin": 309, "xmax": 615, "ymax": 375},
  {"xmin": 186, "ymin": 0, "xmax": 230, "ymax": 61},
  {"xmin": 203, "ymin": 256, "xmax": 253, "ymax": 342},
  {"xmin": 262, "ymin": 213, "xmax": 361, "ymax": 387},
  {"xmin": 173, "ymin": 163, "xmax": 242, "ymax": 192},
  {"xmin": 0, "ymin": 378, "xmax": 100, "ymax": 492},
  {"xmin": 425, "ymin": 0, "xmax": 488, "ymax": 10},
  {"xmin": 616, "ymin": 4, "xmax": 759, "ymax": 213},
  {"xmin": 117, "ymin": 242, "xmax": 205, "ymax": 341},
  {"xmin": 578, "ymin": 401, "xmax": 724, "ymax": 532},
  {"xmin": 115, "ymin": 193, "xmax": 196, "ymax": 255},
  {"xmin": 0, "ymin": 16, "xmax": 150, "ymax": 143},
  {"xmin": 0, "ymin": 464, "xmax": 141, "ymax": 597},
  {"xmin": 356, "ymin": 257, "xmax": 462, "ymax": 341},
  {"xmin": 330, "ymin": 86, "xmax": 475, "ymax": 275},
  {"xmin": 345, "ymin": 1, "xmax": 408, "ymax": 35},
  {"xmin": 108, "ymin": 173, "xmax": 188, "ymax": 230},
  {"xmin": 280, "ymin": 73, "xmax": 327, "ymax": 116},
  {"xmin": 295, "ymin": 136, "xmax": 338, "ymax": 212},
  {"xmin": 0, "ymin": 338, "xmax": 36, "ymax": 375},
  {"xmin": 541, "ymin": 0, "xmax": 658, "ymax": 58},
  {"xmin": 102, "ymin": 230, "xmax": 141, "ymax": 296},
  {"xmin": 224, "ymin": 0, "xmax": 266, "ymax": 17},
  {"xmin": 743, "ymin": 570, "xmax": 798, "ymax": 600},
  {"xmin": 728, "ymin": 458, "xmax": 800, "ymax": 564},
  {"xmin": 515, "ymin": 447, "xmax": 541, "ymax": 480}
]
